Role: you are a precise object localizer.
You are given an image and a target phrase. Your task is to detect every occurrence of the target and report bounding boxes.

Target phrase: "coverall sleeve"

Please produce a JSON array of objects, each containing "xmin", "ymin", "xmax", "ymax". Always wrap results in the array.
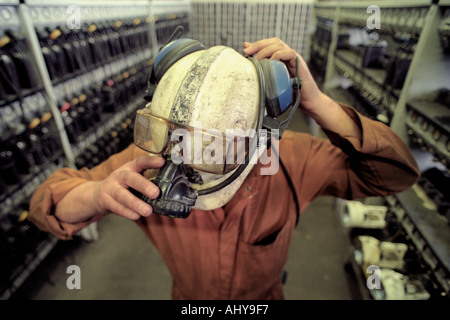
[
  {"xmin": 28, "ymin": 144, "xmax": 148, "ymax": 240},
  {"xmin": 282, "ymin": 104, "xmax": 420, "ymax": 213}
]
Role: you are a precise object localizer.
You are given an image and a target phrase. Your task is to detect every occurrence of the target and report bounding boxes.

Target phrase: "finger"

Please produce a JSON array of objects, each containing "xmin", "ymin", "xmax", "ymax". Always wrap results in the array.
[
  {"xmin": 243, "ymin": 38, "xmax": 288, "ymax": 57},
  {"xmin": 243, "ymin": 38, "xmax": 278, "ymax": 55},
  {"xmin": 110, "ymin": 184, "xmax": 154, "ymax": 218},
  {"xmin": 255, "ymin": 43, "xmax": 291, "ymax": 61},
  {"xmin": 130, "ymin": 155, "xmax": 165, "ymax": 173},
  {"xmin": 270, "ymin": 49, "xmax": 299, "ymax": 76},
  {"xmin": 107, "ymin": 197, "xmax": 142, "ymax": 220},
  {"xmin": 270, "ymin": 48, "xmax": 298, "ymax": 63},
  {"xmin": 243, "ymin": 41, "xmax": 252, "ymax": 49},
  {"xmin": 118, "ymin": 170, "xmax": 160, "ymax": 199}
]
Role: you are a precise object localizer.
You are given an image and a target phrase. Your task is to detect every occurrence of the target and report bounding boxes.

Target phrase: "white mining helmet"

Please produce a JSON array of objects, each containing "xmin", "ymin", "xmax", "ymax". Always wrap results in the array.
[
  {"xmin": 150, "ymin": 44, "xmax": 260, "ymax": 210},
  {"xmin": 133, "ymin": 34, "xmax": 301, "ymax": 218}
]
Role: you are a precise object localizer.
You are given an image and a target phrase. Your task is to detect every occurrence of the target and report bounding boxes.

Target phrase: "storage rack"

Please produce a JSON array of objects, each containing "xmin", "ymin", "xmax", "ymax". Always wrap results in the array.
[
  {"xmin": 312, "ymin": 0, "xmax": 450, "ymax": 300},
  {"xmin": 0, "ymin": 0, "xmax": 191, "ymax": 300},
  {"xmin": 189, "ymin": 0, "xmax": 314, "ymax": 58}
]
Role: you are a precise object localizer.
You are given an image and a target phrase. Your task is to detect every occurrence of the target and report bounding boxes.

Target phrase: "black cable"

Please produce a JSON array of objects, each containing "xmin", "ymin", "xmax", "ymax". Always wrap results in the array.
[
  {"xmin": 166, "ymin": 25, "xmax": 185, "ymax": 45},
  {"xmin": 280, "ymin": 56, "xmax": 302, "ymax": 130},
  {"xmin": 271, "ymin": 145, "xmax": 301, "ymax": 226}
]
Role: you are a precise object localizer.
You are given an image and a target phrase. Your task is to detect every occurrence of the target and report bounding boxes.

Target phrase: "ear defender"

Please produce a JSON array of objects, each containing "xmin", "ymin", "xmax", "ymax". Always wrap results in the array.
[
  {"xmin": 259, "ymin": 59, "xmax": 294, "ymax": 118},
  {"xmin": 144, "ymin": 38, "xmax": 205, "ymax": 101},
  {"xmin": 153, "ymin": 38, "xmax": 205, "ymax": 82},
  {"xmin": 250, "ymin": 57, "xmax": 302, "ymax": 140}
]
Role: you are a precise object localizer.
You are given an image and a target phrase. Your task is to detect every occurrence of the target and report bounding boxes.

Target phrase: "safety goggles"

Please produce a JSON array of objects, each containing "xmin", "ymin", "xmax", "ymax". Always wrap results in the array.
[{"xmin": 134, "ymin": 106, "xmax": 254, "ymax": 175}]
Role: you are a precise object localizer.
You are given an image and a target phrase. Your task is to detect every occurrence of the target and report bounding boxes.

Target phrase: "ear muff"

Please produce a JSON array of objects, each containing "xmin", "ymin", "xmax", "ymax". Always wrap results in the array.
[
  {"xmin": 144, "ymin": 38, "xmax": 204, "ymax": 101},
  {"xmin": 153, "ymin": 38, "xmax": 205, "ymax": 82},
  {"xmin": 249, "ymin": 57, "xmax": 301, "ymax": 140},
  {"xmin": 258, "ymin": 59, "xmax": 294, "ymax": 118}
]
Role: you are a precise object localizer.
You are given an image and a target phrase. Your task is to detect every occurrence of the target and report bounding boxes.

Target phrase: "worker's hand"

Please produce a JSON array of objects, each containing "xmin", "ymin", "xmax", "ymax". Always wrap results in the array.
[
  {"xmin": 243, "ymin": 37, "xmax": 323, "ymax": 116},
  {"xmin": 93, "ymin": 155, "xmax": 165, "ymax": 220},
  {"xmin": 244, "ymin": 38, "xmax": 362, "ymax": 142}
]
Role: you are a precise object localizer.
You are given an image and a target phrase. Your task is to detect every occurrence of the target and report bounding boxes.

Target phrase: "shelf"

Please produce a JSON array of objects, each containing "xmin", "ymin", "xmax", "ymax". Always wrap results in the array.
[
  {"xmin": 0, "ymin": 234, "xmax": 59, "ymax": 300},
  {"xmin": 72, "ymin": 95, "xmax": 143, "ymax": 159},
  {"xmin": 0, "ymin": 0, "xmax": 190, "ymax": 300},
  {"xmin": 310, "ymin": 42, "xmax": 329, "ymax": 60},
  {"xmin": 325, "ymin": 85, "xmax": 354, "ymax": 107},
  {"xmin": 344, "ymin": 246, "xmax": 374, "ymax": 300},
  {"xmin": 314, "ymin": 1, "xmax": 450, "ymax": 300},
  {"xmin": 408, "ymin": 99, "xmax": 450, "ymax": 135},
  {"xmin": 394, "ymin": 186, "xmax": 450, "ymax": 296},
  {"xmin": 0, "ymin": 86, "xmax": 46, "ymax": 108},
  {"xmin": 315, "ymin": 0, "xmax": 431, "ymax": 9},
  {"xmin": 333, "ymin": 49, "xmax": 402, "ymax": 116},
  {"xmin": 0, "ymin": 155, "xmax": 65, "ymax": 219},
  {"xmin": 406, "ymin": 100, "xmax": 450, "ymax": 169},
  {"xmin": 335, "ymin": 49, "xmax": 402, "ymax": 97},
  {"xmin": 317, "ymin": 1, "xmax": 430, "ymax": 36},
  {"xmin": 336, "ymin": 49, "xmax": 388, "ymax": 86}
]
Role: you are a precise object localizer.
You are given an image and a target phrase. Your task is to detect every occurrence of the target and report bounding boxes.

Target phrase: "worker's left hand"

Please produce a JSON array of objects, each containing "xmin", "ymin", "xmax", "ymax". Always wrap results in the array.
[{"xmin": 243, "ymin": 37, "xmax": 324, "ymax": 115}]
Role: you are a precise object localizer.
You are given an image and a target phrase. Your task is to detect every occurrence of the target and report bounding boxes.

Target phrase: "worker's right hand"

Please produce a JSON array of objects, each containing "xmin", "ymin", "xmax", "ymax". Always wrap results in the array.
[
  {"xmin": 93, "ymin": 155, "xmax": 165, "ymax": 220},
  {"xmin": 243, "ymin": 38, "xmax": 322, "ymax": 116}
]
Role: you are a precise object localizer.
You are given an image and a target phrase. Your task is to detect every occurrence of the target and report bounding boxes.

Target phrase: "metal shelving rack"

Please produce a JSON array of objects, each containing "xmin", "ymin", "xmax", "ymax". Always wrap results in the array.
[
  {"xmin": 189, "ymin": 0, "xmax": 314, "ymax": 58},
  {"xmin": 312, "ymin": 0, "xmax": 450, "ymax": 300},
  {"xmin": 0, "ymin": 0, "xmax": 191, "ymax": 300}
]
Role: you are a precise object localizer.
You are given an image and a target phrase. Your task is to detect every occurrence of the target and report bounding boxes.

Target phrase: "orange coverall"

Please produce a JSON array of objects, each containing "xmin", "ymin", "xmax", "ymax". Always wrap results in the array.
[{"xmin": 29, "ymin": 105, "xmax": 420, "ymax": 299}]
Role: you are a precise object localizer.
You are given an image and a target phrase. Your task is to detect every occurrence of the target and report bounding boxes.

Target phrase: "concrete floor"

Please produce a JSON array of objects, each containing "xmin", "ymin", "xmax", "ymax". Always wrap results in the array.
[{"xmin": 10, "ymin": 111, "xmax": 361, "ymax": 300}]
